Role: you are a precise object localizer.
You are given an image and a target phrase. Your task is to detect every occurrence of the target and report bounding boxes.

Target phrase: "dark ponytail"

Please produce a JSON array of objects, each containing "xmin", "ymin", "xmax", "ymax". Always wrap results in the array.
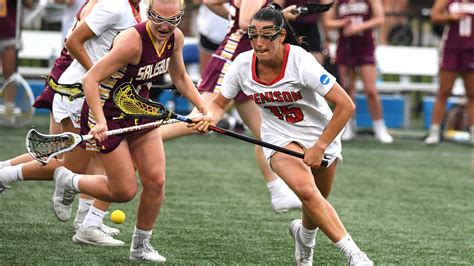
[{"xmin": 252, "ymin": 3, "xmax": 301, "ymax": 45}]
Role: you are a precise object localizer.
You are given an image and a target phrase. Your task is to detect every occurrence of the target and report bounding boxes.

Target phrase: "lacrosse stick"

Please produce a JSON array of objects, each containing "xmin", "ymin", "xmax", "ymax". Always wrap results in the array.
[
  {"xmin": 290, "ymin": 1, "xmax": 334, "ymax": 15},
  {"xmin": 26, "ymin": 116, "xmax": 183, "ymax": 164},
  {"xmin": 113, "ymin": 82, "xmax": 334, "ymax": 167},
  {"xmin": 0, "ymin": 72, "xmax": 35, "ymax": 127},
  {"xmin": 46, "ymin": 76, "xmax": 84, "ymax": 100}
]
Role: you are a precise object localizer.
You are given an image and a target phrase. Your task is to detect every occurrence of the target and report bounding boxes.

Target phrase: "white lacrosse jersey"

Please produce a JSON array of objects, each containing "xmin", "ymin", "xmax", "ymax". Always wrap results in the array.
[
  {"xmin": 59, "ymin": 0, "xmax": 146, "ymax": 84},
  {"xmin": 221, "ymin": 44, "xmax": 342, "ymax": 159}
]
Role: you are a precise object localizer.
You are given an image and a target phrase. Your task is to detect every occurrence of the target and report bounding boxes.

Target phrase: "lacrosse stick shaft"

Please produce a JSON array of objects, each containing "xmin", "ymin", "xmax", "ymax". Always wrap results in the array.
[
  {"xmin": 172, "ymin": 114, "xmax": 329, "ymax": 167},
  {"xmin": 82, "ymin": 118, "xmax": 180, "ymax": 141}
]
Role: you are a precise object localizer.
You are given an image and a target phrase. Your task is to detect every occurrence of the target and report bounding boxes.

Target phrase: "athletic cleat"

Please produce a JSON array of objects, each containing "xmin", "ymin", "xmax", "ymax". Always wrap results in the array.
[
  {"xmin": 0, "ymin": 177, "xmax": 11, "ymax": 193},
  {"xmin": 424, "ymin": 131, "xmax": 440, "ymax": 145},
  {"xmin": 348, "ymin": 251, "xmax": 374, "ymax": 266},
  {"xmin": 73, "ymin": 226, "xmax": 124, "ymax": 246},
  {"xmin": 130, "ymin": 237, "xmax": 166, "ymax": 262},
  {"xmin": 74, "ymin": 219, "xmax": 120, "ymax": 237},
  {"xmin": 374, "ymin": 127, "xmax": 394, "ymax": 144},
  {"xmin": 272, "ymin": 189, "xmax": 302, "ymax": 214},
  {"xmin": 289, "ymin": 219, "xmax": 314, "ymax": 266},
  {"xmin": 100, "ymin": 224, "xmax": 120, "ymax": 237},
  {"xmin": 52, "ymin": 166, "xmax": 77, "ymax": 222}
]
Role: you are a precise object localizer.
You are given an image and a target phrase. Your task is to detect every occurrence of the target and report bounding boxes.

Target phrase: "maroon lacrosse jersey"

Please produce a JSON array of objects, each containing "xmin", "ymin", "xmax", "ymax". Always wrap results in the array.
[
  {"xmin": 98, "ymin": 22, "xmax": 175, "ymax": 119},
  {"xmin": 0, "ymin": 0, "xmax": 16, "ymax": 40},
  {"xmin": 81, "ymin": 22, "xmax": 175, "ymax": 152},
  {"xmin": 334, "ymin": 0, "xmax": 376, "ymax": 65},
  {"xmin": 441, "ymin": 0, "xmax": 474, "ymax": 51},
  {"xmin": 33, "ymin": 0, "xmax": 89, "ymax": 110}
]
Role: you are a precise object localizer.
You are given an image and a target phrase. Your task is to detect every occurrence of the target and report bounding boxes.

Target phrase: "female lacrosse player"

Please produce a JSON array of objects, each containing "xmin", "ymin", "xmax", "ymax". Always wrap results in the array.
[
  {"xmin": 0, "ymin": 0, "xmax": 145, "ymax": 246},
  {"xmin": 425, "ymin": 0, "xmax": 474, "ymax": 145},
  {"xmin": 159, "ymin": 0, "xmax": 304, "ymax": 214},
  {"xmin": 191, "ymin": 5, "xmax": 374, "ymax": 265},
  {"xmin": 52, "ymin": 0, "xmax": 207, "ymax": 262},
  {"xmin": 323, "ymin": 0, "xmax": 393, "ymax": 143}
]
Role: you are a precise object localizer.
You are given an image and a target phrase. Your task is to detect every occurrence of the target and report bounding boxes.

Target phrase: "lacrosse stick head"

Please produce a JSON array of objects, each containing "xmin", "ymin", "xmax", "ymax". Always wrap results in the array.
[
  {"xmin": 47, "ymin": 76, "xmax": 84, "ymax": 100},
  {"xmin": 26, "ymin": 129, "xmax": 83, "ymax": 164},
  {"xmin": 291, "ymin": 2, "xmax": 334, "ymax": 15},
  {"xmin": 0, "ymin": 73, "xmax": 35, "ymax": 127},
  {"xmin": 113, "ymin": 82, "xmax": 173, "ymax": 120}
]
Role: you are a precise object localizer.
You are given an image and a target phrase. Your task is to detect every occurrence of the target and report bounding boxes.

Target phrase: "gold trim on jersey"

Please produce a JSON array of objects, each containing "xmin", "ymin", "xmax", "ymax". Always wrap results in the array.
[
  {"xmin": 0, "ymin": 0, "xmax": 7, "ymax": 17},
  {"xmin": 146, "ymin": 22, "xmax": 169, "ymax": 57},
  {"xmin": 219, "ymin": 29, "xmax": 245, "ymax": 60}
]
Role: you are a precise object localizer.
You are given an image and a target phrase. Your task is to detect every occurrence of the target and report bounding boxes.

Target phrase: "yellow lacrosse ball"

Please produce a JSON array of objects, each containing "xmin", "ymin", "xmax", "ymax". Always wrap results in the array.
[{"xmin": 111, "ymin": 209, "xmax": 126, "ymax": 224}]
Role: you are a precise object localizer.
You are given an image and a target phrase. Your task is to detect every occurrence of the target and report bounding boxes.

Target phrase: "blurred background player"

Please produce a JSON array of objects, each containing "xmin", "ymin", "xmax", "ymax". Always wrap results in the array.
[
  {"xmin": 323, "ymin": 0, "xmax": 393, "ymax": 143},
  {"xmin": 276, "ymin": 0, "xmax": 328, "ymax": 64},
  {"xmin": 425, "ymin": 0, "xmax": 474, "ymax": 145},
  {"xmin": 191, "ymin": 5, "xmax": 374, "ymax": 265},
  {"xmin": 0, "ymin": 0, "xmax": 21, "ymax": 124},
  {"xmin": 379, "ymin": 0, "xmax": 409, "ymax": 45},
  {"xmin": 159, "ymin": 0, "xmax": 303, "ymax": 214},
  {"xmin": 51, "ymin": 0, "xmax": 207, "ymax": 261},
  {"xmin": 196, "ymin": 0, "xmax": 229, "ymax": 75},
  {"xmin": 0, "ymin": 0, "xmax": 147, "ymax": 246}
]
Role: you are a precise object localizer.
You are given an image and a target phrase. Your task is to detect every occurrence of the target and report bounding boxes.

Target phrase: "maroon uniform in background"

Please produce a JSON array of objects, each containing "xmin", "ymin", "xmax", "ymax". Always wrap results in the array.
[
  {"xmin": 0, "ymin": 0, "xmax": 17, "ymax": 41},
  {"xmin": 198, "ymin": 0, "xmax": 269, "ymax": 101},
  {"xmin": 334, "ymin": 0, "xmax": 376, "ymax": 66},
  {"xmin": 284, "ymin": 0, "xmax": 323, "ymax": 53},
  {"xmin": 81, "ymin": 22, "xmax": 175, "ymax": 153},
  {"xmin": 440, "ymin": 0, "xmax": 474, "ymax": 72},
  {"xmin": 33, "ymin": 0, "xmax": 89, "ymax": 110}
]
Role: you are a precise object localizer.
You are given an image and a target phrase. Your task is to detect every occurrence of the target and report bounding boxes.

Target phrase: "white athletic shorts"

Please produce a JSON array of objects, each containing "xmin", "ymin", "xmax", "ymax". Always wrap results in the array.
[
  {"xmin": 263, "ymin": 133, "xmax": 343, "ymax": 163},
  {"xmin": 52, "ymin": 93, "xmax": 84, "ymax": 128}
]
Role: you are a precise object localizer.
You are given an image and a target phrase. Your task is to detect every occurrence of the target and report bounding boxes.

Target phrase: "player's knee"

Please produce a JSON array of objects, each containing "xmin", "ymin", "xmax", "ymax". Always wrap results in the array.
[
  {"xmin": 113, "ymin": 187, "xmax": 138, "ymax": 202},
  {"xmin": 293, "ymin": 184, "xmax": 319, "ymax": 204},
  {"xmin": 141, "ymin": 174, "xmax": 166, "ymax": 195},
  {"xmin": 365, "ymin": 88, "xmax": 378, "ymax": 99}
]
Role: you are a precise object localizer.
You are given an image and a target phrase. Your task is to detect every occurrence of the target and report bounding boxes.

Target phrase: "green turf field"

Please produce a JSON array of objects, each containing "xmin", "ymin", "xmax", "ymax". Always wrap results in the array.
[{"xmin": 0, "ymin": 116, "xmax": 473, "ymax": 264}]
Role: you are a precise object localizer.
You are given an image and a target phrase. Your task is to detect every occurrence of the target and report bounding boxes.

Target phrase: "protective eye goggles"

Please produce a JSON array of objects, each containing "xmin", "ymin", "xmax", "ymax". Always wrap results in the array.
[
  {"xmin": 248, "ymin": 24, "xmax": 283, "ymax": 41},
  {"xmin": 147, "ymin": 8, "xmax": 183, "ymax": 27}
]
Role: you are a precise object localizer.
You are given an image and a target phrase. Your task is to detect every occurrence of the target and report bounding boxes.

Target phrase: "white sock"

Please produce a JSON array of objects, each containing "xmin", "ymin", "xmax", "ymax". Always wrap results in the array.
[
  {"xmin": 134, "ymin": 227, "xmax": 152, "ymax": 237},
  {"xmin": 335, "ymin": 234, "xmax": 362, "ymax": 257},
  {"xmin": 81, "ymin": 206, "xmax": 106, "ymax": 229},
  {"xmin": 78, "ymin": 198, "xmax": 93, "ymax": 210},
  {"xmin": 0, "ymin": 164, "xmax": 24, "ymax": 185},
  {"xmin": 430, "ymin": 124, "xmax": 440, "ymax": 134},
  {"xmin": 72, "ymin": 175, "xmax": 81, "ymax": 192},
  {"xmin": 266, "ymin": 178, "xmax": 288, "ymax": 198},
  {"xmin": 299, "ymin": 225, "xmax": 318, "ymax": 247},
  {"xmin": 373, "ymin": 119, "xmax": 387, "ymax": 131},
  {"xmin": 0, "ymin": 160, "xmax": 12, "ymax": 167},
  {"xmin": 132, "ymin": 227, "xmax": 153, "ymax": 248}
]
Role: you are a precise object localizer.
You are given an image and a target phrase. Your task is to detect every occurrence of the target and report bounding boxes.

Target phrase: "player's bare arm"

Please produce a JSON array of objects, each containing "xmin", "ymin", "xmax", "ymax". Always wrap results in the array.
[
  {"xmin": 65, "ymin": 21, "xmax": 96, "ymax": 70},
  {"xmin": 313, "ymin": 83, "xmax": 354, "ymax": 151}
]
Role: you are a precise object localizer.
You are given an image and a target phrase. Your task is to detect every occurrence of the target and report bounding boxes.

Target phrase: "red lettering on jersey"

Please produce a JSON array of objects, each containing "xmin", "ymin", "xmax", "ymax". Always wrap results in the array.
[
  {"xmin": 282, "ymin": 92, "xmax": 292, "ymax": 102},
  {"xmin": 252, "ymin": 90, "xmax": 303, "ymax": 104},
  {"xmin": 274, "ymin": 91, "xmax": 283, "ymax": 102},
  {"xmin": 291, "ymin": 91, "xmax": 303, "ymax": 101}
]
